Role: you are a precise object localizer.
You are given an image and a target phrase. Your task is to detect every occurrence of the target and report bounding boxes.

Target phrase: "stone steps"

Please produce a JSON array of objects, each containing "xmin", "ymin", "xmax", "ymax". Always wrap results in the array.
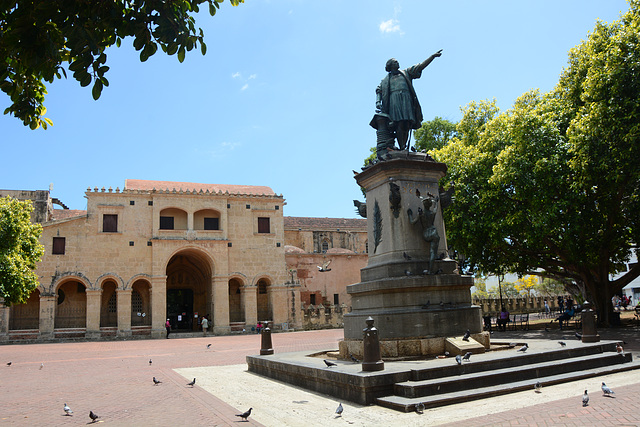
[{"xmin": 376, "ymin": 346, "xmax": 639, "ymax": 412}]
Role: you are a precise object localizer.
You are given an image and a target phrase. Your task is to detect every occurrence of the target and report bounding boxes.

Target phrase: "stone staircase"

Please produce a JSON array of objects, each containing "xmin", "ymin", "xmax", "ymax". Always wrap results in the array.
[{"xmin": 376, "ymin": 341, "xmax": 640, "ymax": 412}]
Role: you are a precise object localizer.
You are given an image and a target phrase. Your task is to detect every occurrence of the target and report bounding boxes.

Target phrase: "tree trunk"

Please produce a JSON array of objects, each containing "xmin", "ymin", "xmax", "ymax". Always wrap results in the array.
[{"xmin": 591, "ymin": 279, "xmax": 614, "ymax": 327}]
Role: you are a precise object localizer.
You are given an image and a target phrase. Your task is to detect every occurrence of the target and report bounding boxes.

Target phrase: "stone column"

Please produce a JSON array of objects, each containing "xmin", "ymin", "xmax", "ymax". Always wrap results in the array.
[
  {"xmin": 117, "ymin": 289, "xmax": 132, "ymax": 338},
  {"xmin": 150, "ymin": 276, "xmax": 166, "ymax": 339},
  {"xmin": 213, "ymin": 276, "xmax": 230, "ymax": 334},
  {"xmin": 39, "ymin": 294, "xmax": 56, "ymax": 339},
  {"xmin": 85, "ymin": 289, "xmax": 102, "ymax": 339},
  {"xmin": 0, "ymin": 299, "xmax": 9, "ymax": 341},
  {"xmin": 242, "ymin": 286, "xmax": 258, "ymax": 329}
]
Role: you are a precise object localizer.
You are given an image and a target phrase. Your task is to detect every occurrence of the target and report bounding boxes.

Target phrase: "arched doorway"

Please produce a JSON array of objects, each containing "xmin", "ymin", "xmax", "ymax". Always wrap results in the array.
[
  {"xmin": 100, "ymin": 280, "xmax": 117, "ymax": 328},
  {"xmin": 166, "ymin": 250, "xmax": 211, "ymax": 331},
  {"xmin": 54, "ymin": 280, "xmax": 87, "ymax": 328},
  {"xmin": 228, "ymin": 278, "xmax": 243, "ymax": 322},
  {"xmin": 131, "ymin": 280, "xmax": 151, "ymax": 326},
  {"xmin": 9, "ymin": 289, "xmax": 40, "ymax": 330},
  {"xmin": 257, "ymin": 278, "xmax": 272, "ymax": 322}
]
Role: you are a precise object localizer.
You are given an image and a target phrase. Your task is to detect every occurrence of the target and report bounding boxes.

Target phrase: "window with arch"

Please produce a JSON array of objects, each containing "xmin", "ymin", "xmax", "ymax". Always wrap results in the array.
[
  {"xmin": 322, "ymin": 239, "xmax": 330, "ymax": 253},
  {"xmin": 132, "ymin": 289, "xmax": 143, "ymax": 313},
  {"xmin": 258, "ymin": 280, "xmax": 268, "ymax": 294}
]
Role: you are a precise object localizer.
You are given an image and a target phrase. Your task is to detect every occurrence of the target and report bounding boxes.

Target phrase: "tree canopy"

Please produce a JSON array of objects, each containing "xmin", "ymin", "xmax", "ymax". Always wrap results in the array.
[
  {"xmin": 414, "ymin": 116, "xmax": 458, "ymax": 153},
  {"xmin": 0, "ymin": 196, "xmax": 44, "ymax": 306},
  {"xmin": 434, "ymin": 1, "xmax": 640, "ymax": 324},
  {"xmin": 0, "ymin": 0, "xmax": 242, "ymax": 130}
]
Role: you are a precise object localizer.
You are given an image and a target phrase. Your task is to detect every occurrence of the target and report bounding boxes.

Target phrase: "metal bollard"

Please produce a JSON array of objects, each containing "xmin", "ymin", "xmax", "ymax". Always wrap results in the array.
[
  {"xmin": 260, "ymin": 321, "xmax": 274, "ymax": 355},
  {"xmin": 362, "ymin": 316, "xmax": 384, "ymax": 371},
  {"xmin": 581, "ymin": 301, "xmax": 600, "ymax": 343}
]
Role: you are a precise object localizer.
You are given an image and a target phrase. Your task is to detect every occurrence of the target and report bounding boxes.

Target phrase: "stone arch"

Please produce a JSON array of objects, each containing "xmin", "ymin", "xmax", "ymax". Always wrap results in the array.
[
  {"xmin": 159, "ymin": 207, "xmax": 188, "ymax": 230},
  {"xmin": 99, "ymin": 279, "xmax": 118, "ymax": 328},
  {"xmin": 131, "ymin": 278, "xmax": 152, "ymax": 326},
  {"xmin": 50, "ymin": 272, "xmax": 91, "ymax": 294},
  {"xmin": 54, "ymin": 277, "xmax": 87, "ymax": 329},
  {"xmin": 126, "ymin": 274, "xmax": 153, "ymax": 291},
  {"xmin": 96, "ymin": 273, "xmax": 124, "ymax": 290},
  {"xmin": 228, "ymin": 276, "xmax": 246, "ymax": 323},
  {"xmin": 194, "ymin": 208, "xmax": 221, "ymax": 231},
  {"xmin": 255, "ymin": 276, "xmax": 273, "ymax": 322},
  {"xmin": 165, "ymin": 247, "xmax": 214, "ymax": 331},
  {"xmin": 9, "ymin": 288, "xmax": 40, "ymax": 330}
]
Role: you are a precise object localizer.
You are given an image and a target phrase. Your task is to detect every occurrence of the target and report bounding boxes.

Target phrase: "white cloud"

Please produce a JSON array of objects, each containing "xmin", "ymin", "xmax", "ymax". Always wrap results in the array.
[
  {"xmin": 232, "ymin": 72, "xmax": 241, "ymax": 79},
  {"xmin": 241, "ymin": 84, "xmax": 249, "ymax": 91},
  {"xmin": 379, "ymin": 19, "xmax": 401, "ymax": 34},
  {"xmin": 221, "ymin": 141, "xmax": 240, "ymax": 150},
  {"xmin": 248, "ymin": 74, "xmax": 257, "ymax": 80}
]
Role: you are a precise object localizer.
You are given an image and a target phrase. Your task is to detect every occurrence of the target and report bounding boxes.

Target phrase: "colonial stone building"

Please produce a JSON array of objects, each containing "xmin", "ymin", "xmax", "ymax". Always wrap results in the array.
[{"xmin": 1, "ymin": 180, "xmax": 299, "ymax": 340}]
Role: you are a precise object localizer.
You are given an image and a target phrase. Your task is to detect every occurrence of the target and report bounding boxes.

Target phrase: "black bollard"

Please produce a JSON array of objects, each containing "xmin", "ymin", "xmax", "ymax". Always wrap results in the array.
[
  {"xmin": 362, "ymin": 316, "xmax": 384, "ymax": 371},
  {"xmin": 260, "ymin": 321, "xmax": 274, "ymax": 355},
  {"xmin": 581, "ymin": 301, "xmax": 600, "ymax": 343}
]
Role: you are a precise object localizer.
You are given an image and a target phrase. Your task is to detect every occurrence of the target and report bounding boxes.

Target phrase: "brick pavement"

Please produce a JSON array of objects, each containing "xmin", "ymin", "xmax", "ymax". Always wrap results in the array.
[{"xmin": 0, "ymin": 327, "xmax": 639, "ymax": 426}]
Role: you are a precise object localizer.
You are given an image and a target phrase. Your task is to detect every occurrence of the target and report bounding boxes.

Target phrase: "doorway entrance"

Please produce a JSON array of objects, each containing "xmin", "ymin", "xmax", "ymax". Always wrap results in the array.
[{"xmin": 166, "ymin": 289, "xmax": 194, "ymax": 330}]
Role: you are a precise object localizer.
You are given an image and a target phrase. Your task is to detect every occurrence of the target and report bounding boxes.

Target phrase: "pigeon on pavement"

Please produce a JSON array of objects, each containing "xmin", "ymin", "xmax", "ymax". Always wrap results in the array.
[
  {"xmin": 350, "ymin": 355, "xmax": 359, "ymax": 363},
  {"xmin": 335, "ymin": 403, "xmax": 343, "ymax": 416},
  {"xmin": 601, "ymin": 382, "xmax": 615, "ymax": 396},
  {"xmin": 40, "ymin": 363, "xmax": 44, "ymax": 370},
  {"xmin": 455, "ymin": 355, "xmax": 462, "ymax": 365},
  {"xmin": 517, "ymin": 343, "xmax": 528, "ymax": 352},
  {"xmin": 534, "ymin": 382, "xmax": 542, "ymax": 393},
  {"xmin": 153, "ymin": 377, "xmax": 162, "ymax": 385},
  {"xmin": 617, "ymin": 343, "xmax": 624, "ymax": 353},
  {"xmin": 415, "ymin": 402, "xmax": 425, "ymax": 414},
  {"xmin": 64, "ymin": 403, "xmax": 73, "ymax": 416},
  {"xmin": 324, "ymin": 359, "xmax": 338, "ymax": 368},
  {"xmin": 207, "ymin": 344, "xmax": 212, "ymax": 349},
  {"xmin": 236, "ymin": 408, "xmax": 252, "ymax": 421},
  {"xmin": 187, "ymin": 378, "xmax": 196, "ymax": 387},
  {"xmin": 462, "ymin": 352, "xmax": 472, "ymax": 362},
  {"xmin": 89, "ymin": 410, "xmax": 99, "ymax": 423},
  {"xmin": 462, "ymin": 329, "xmax": 470, "ymax": 342},
  {"xmin": 558, "ymin": 341, "xmax": 566, "ymax": 347},
  {"xmin": 6, "ymin": 362, "xmax": 11, "ymax": 366},
  {"xmin": 582, "ymin": 390, "xmax": 589, "ymax": 406}
]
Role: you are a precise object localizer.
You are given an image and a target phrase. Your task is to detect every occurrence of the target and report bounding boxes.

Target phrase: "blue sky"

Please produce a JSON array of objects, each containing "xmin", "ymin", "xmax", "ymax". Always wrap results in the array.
[{"xmin": 0, "ymin": 0, "xmax": 630, "ymax": 218}]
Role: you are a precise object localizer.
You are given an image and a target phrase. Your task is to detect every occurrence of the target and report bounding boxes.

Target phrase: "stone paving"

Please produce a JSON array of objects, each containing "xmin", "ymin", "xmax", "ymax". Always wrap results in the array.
[{"xmin": 0, "ymin": 326, "xmax": 639, "ymax": 426}]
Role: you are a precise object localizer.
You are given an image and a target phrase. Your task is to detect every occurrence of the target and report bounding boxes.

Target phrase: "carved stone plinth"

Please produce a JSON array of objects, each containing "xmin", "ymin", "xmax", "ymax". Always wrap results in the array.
[{"xmin": 343, "ymin": 153, "xmax": 482, "ymax": 356}]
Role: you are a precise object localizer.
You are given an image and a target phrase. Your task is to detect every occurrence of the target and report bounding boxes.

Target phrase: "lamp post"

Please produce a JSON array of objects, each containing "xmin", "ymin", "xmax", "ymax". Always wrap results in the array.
[{"xmin": 498, "ymin": 273, "xmax": 504, "ymax": 310}]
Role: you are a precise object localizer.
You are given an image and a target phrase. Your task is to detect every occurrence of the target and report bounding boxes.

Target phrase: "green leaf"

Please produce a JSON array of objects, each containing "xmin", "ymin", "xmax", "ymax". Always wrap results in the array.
[
  {"xmin": 91, "ymin": 79, "xmax": 103, "ymax": 100},
  {"xmin": 201, "ymin": 41, "xmax": 207, "ymax": 55},
  {"xmin": 80, "ymin": 73, "xmax": 92, "ymax": 87},
  {"xmin": 178, "ymin": 47, "xmax": 186, "ymax": 63}
]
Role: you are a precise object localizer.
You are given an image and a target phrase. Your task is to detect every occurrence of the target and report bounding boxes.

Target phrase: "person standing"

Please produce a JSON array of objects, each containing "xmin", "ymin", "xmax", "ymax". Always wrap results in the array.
[
  {"xmin": 201, "ymin": 316, "xmax": 209, "ymax": 337},
  {"xmin": 165, "ymin": 318, "xmax": 171, "ymax": 339}
]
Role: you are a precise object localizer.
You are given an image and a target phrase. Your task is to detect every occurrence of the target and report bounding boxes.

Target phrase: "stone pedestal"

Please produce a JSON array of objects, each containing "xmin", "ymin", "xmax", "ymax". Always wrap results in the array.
[
  {"xmin": 581, "ymin": 301, "xmax": 600, "ymax": 343},
  {"xmin": 342, "ymin": 153, "xmax": 482, "ymax": 357}
]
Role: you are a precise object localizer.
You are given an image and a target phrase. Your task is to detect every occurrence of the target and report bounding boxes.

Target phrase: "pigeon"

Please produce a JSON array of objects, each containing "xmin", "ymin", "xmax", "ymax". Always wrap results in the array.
[
  {"xmin": 153, "ymin": 376, "xmax": 162, "ymax": 385},
  {"xmin": 207, "ymin": 343, "xmax": 212, "ymax": 349},
  {"xmin": 558, "ymin": 341, "xmax": 566, "ymax": 347},
  {"xmin": 39, "ymin": 363, "xmax": 44, "ymax": 370},
  {"xmin": 462, "ymin": 352, "xmax": 472, "ymax": 362},
  {"xmin": 517, "ymin": 343, "xmax": 528, "ymax": 353},
  {"xmin": 405, "ymin": 270, "xmax": 413, "ymax": 276},
  {"xmin": 187, "ymin": 378, "xmax": 196, "ymax": 387},
  {"xmin": 335, "ymin": 403, "xmax": 343, "ymax": 416},
  {"xmin": 616, "ymin": 343, "xmax": 624, "ymax": 353},
  {"xmin": 575, "ymin": 332, "xmax": 582, "ymax": 340},
  {"xmin": 317, "ymin": 260, "xmax": 331, "ymax": 272},
  {"xmin": 415, "ymin": 402, "xmax": 425, "ymax": 414},
  {"xmin": 6, "ymin": 362, "xmax": 11, "ymax": 366},
  {"xmin": 582, "ymin": 390, "xmax": 589, "ymax": 406},
  {"xmin": 534, "ymin": 382, "xmax": 542, "ymax": 393},
  {"xmin": 455, "ymin": 355, "xmax": 462, "ymax": 365},
  {"xmin": 236, "ymin": 408, "xmax": 252, "ymax": 421},
  {"xmin": 350, "ymin": 355, "xmax": 360, "ymax": 363},
  {"xmin": 444, "ymin": 351, "xmax": 450, "ymax": 357},
  {"xmin": 89, "ymin": 410, "xmax": 99, "ymax": 423},
  {"xmin": 324, "ymin": 359, "xmax": 338, "ymax": 368},
  {"xmin": 462, "ymin": 329, "xmax": 470, "ymax": 342},
  {"xmin": 403, "ymin": 252, "xmax": 412, "ymax": 261},
  {"xmin": 149, "ymin": 359, "xmax": 152, "ymax": 366},
  {"xmin": 601, "ymin": 382, "xmax": 615, "ymax": 396},
  {"xmin": 64, "ymin": 403, "xmax": 73, "ymax": 416}
]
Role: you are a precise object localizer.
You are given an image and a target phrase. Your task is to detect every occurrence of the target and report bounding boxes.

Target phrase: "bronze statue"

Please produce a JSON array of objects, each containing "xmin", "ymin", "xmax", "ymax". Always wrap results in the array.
[
  {"xmin": 370, "ymin": 50, "xmax": 442, "ymax": 158},
  {"xmin": 407, "ymin": 193, "xmax": 440, "ymax": 274}
]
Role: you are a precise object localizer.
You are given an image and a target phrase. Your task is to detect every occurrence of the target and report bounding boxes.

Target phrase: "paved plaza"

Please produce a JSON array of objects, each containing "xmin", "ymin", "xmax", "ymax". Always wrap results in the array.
[{"xmin": 1, "ymin": 326, "xmax": 640, "ymax": 426}]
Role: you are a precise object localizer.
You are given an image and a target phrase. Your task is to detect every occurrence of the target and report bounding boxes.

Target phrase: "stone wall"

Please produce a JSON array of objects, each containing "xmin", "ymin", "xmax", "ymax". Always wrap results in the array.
[{"xmin": 300, "ymin": 303, "xmax": 349, "ymax": 329}]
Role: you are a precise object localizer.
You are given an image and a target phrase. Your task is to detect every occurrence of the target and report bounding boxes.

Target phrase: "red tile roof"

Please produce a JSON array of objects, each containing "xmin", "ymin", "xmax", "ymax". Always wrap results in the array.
[
  {"xmin": 284, "ymin": 217, "xmax": 366, "ymax": 230},
  {"xmin": 124, "ymin": 179, "xmax": 276, "ymax": 196},
  {"xmin": 51, "ymin": 210, "xmax": 87, "ymax": 221}
]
